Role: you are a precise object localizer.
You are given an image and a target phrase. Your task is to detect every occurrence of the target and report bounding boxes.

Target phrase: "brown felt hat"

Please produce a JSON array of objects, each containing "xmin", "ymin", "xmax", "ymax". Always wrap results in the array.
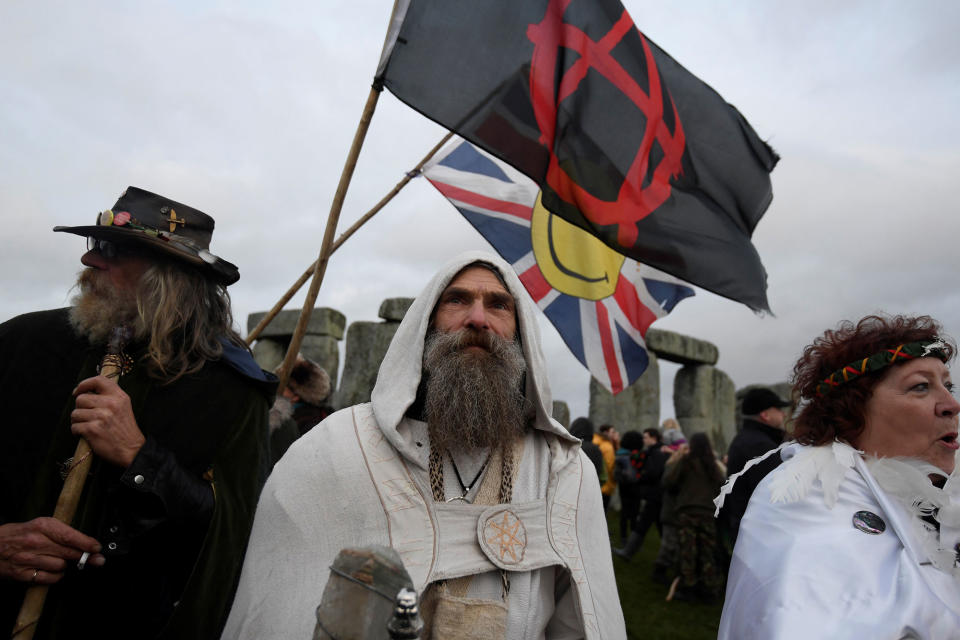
[{"xmin": 54, "ymin": 186, "xmax": 239, "ymax": 285}]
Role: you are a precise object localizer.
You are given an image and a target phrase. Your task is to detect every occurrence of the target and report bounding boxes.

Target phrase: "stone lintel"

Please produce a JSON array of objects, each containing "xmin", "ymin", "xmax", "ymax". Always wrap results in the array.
[
  {"xmin": 378, "ymin": 298, "xmax": 415, "ymax": 322},
  {"xmin": 645, "ymin": 328, "xmax": 718, "ymax": 365},
  {"xmin": 247, "ymin": 307, "xmax": 346, "ymax": 340}
]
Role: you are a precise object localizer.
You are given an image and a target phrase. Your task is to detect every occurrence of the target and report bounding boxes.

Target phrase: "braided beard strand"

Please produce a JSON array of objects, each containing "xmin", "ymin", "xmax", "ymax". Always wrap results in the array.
[{"xmin": 423, "ymin": 328, "xmax": 528, "ymax": 456}]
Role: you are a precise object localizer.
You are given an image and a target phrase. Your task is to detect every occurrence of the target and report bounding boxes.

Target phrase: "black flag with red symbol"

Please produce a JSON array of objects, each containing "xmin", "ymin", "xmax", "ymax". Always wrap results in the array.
[{"xmin": 379, "ymin": 0, "xmax": 779, "ymax": 312}]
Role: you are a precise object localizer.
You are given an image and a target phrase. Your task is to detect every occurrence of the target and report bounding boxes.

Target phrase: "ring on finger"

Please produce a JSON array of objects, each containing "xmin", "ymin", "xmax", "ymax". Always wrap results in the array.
[{"xmin": 31, "ymin": 569, "xmax": 39, "ymax": 583}]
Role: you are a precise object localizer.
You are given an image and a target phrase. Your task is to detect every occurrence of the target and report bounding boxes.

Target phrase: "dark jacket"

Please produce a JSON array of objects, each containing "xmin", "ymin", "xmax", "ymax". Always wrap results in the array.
[
  {"xmin": 0, "ymin": 309, "xmax": 275, "ymax": 640},
  {"xmin": 637, "ymin": 444, "xmax": 668, "ymax": 502},
  {"xmin": 581, "ymin": 440, "xmax": 606, "ymax": 485},
  {"xmin": 726, "ymin": 419, "xmax": 784, "ymax": 477},
  {"xmin": 721, "ymin": 419, "xmax": 786, "ymax": 541},
  {"xmin": 661, "ymin": 455, "xmax": 725, "ymax": 518}
]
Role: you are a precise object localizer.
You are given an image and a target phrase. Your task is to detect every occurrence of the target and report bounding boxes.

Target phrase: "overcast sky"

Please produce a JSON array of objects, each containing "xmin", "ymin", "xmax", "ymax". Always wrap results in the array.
[{"xmin": 3, "ymin": 0, "xmax": 958, "ymax": 423}]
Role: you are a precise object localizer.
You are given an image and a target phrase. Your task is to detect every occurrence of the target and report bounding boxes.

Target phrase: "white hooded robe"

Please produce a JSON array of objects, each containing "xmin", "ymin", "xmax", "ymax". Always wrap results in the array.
[{"xmin": 222, "ymin": 251, "xmax": 625, "ymax": 639}]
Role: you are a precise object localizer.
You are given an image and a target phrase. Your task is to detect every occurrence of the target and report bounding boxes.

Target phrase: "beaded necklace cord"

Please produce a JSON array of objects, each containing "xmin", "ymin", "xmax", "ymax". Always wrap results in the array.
[{"xmin": 447, "ymin": 454, "xmax": 490, "ymax": 503}]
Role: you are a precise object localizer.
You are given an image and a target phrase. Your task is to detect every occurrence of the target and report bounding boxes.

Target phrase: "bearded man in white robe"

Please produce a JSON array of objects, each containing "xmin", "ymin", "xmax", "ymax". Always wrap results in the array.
[{"xmin": 223, "ymin": 251, "xmax": 625, "ymax": 640}]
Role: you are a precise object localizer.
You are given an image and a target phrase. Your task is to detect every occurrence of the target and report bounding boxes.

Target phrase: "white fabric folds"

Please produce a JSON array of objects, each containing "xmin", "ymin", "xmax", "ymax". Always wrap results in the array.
[{"xmin": 719, "ymin": 442, "xmax": 960, "ymax": 639}]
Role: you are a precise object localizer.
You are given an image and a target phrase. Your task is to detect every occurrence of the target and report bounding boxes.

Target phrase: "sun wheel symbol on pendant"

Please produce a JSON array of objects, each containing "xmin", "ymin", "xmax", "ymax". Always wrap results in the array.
[{"xmin": 484, "ymin": 509, "xmax": 527, "ymax": 565}]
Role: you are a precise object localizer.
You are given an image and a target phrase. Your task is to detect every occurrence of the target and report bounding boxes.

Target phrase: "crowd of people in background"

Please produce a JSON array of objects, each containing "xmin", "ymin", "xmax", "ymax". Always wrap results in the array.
[{"xmin": 577, "ymin": 393, "xmax": 794, "ymax": 608}]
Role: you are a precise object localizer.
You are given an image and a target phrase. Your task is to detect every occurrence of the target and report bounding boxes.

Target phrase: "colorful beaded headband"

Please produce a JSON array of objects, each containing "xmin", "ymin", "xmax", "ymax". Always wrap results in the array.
[{"xmin": 816, "ymin": 338, "xmax": 950, "ymax": 396}]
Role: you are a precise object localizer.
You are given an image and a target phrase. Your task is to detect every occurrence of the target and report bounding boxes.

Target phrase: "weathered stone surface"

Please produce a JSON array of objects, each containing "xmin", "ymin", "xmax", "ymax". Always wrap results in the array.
[
  {"xmin": 712, "ymin": 369, "xmax": 737, "ymax": 454},
  {"xmin": 251, "ymin": 335, "xmax": 341, "ymax": 398},
  {"xmin": 335, "ymin": 320, "xmax": 402, "ymax": 409},
  {"xmin": 674, "ymin": 364, "xmax": 713, "ymax": 421},
  {"xmin": 378, "ymin": 298, "xmax": 415, "ymax": 322},
  {"xmin": 552, "ymin": 401, "xmax": 570, "ymax": 428},
  {"xmin": 673, "ymin": 364, "xmax": 736, "ymax": 453},
  {"xmin": 646, "ymin": 328, "xmax": 719, "ymax": 366},
  {"xmin": 247, "ymin": 307, "xmax": 346, "ymax": 340},
  {"xmin": 300, "ymin": 335, "xmax": 340, "ymax": 398},
  {"xmin": 251, "ymin": 337, "xmax": 285, "ymax": 373},
  {"xmin": 588, "ymin": 352, "xmax": 659, "ymax": 433}
]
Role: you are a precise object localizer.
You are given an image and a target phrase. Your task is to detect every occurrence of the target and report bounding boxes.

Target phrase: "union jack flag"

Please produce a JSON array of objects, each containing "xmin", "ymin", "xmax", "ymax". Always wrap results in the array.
[{"xmin": 423, "ymin": 138, "xmax": 695, "ymax": 394}]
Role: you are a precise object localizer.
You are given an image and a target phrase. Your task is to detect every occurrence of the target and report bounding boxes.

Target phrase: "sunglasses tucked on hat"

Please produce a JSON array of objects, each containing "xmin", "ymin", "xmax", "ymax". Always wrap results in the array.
[
  {"xmin": 741, "ymin": 387, "xmax": 790, "ymax": 416},
  {"xmin": 54, "ymin": 186, "xmax": 239, "ymax": 286}
]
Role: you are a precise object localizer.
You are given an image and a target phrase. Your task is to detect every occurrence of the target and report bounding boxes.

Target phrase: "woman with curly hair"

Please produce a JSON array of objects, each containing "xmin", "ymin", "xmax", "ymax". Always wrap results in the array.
[{"xmin": 718, "ymin": 314, "xmax": 960, "ymax": 638}]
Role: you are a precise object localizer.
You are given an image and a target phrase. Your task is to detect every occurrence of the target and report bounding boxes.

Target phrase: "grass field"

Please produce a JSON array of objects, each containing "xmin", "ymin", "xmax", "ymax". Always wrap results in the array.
[{"xmin": 608, "ymin": 517, "xmax": 723, "ymax": 640}]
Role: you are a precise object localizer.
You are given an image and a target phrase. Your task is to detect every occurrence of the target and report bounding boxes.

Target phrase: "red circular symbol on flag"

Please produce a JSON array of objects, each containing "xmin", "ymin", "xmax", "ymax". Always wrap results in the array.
[{"xmin": 526, "ymin": 0, "xmax": 686, "ymax": 247}]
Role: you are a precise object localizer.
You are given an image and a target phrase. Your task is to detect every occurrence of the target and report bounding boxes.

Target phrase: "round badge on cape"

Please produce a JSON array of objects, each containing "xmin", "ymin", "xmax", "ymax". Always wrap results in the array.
[{"xmin": 852, "ymin": 510, "xmax": 886, "ymax": 535}]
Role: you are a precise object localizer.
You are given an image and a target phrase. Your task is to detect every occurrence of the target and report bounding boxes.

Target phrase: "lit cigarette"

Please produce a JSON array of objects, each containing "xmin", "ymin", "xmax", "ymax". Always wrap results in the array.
[{"xmin": 78, "ymin": 551, "xmax": 90, "ymax": 570}]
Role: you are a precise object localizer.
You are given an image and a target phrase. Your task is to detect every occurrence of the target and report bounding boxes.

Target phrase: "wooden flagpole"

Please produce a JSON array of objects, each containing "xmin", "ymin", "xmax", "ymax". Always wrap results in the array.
[
  {"xmin": 273, "ymin": 84, "xmax": 382, "ymax": 394},
  {"xmin": 245, "ymin": 130, "xmax": 453, "ymax": 346}
]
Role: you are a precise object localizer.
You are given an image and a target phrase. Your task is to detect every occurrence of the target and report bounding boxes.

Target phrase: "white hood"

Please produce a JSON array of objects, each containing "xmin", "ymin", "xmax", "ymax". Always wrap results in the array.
[{"xmin": 369, "ymin": 250, "xmax": 578, "ymax": 466}]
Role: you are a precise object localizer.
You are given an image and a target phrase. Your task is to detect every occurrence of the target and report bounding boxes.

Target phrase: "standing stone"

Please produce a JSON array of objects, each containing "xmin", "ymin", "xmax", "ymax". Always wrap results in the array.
[
  {"xmin": 251, "ymin": 338, "xmax": 287, "ymax": 373},
  {"xmin": 588, "ymin": 352, "xmax": 659, "ymax": 433},
  {"xmin": 673, "ymin": 364, "xmax": 736, "ymax": 454},
  {"xmin": 336, "ymin": 298, "xmax": 414, "ymax": 410},
  {"xmin": 712, "ymin": 369, "xmax": 737, "ymax": 454},
  {"xmin": 552, "ymin": 401, "xmax": 570, "ymax": 428},
  {"xmin": 645, "ymin": 329, "xmax": 718, "ymax": 365},
  {"xmin": 248, "ymin": 308, "xmax": 346, "ymax": 341},
  {"xmin": 247, "ymin": 307, "xmax": 346, "ymax": 398}
]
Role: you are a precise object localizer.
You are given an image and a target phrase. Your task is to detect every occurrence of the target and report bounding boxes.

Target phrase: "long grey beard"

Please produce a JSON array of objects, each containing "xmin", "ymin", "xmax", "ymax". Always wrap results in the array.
[
  {"xmin": 69, "ymin": 267, "xmax": 141, "ymax": 344},
  {"xmin": 423, "ymin": 328, "xmax": 529, "ymax": 455}
]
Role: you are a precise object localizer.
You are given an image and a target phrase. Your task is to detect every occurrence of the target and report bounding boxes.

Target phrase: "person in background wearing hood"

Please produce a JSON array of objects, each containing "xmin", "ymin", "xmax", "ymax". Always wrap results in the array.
[
  {"xmin": 268, "ymin": 354, "xmax": 331, "ymax": 466},
  {"xmin": 0, "ymin": 187, "xmax": 275, "ymax": 640},
  {"xmin": 570, "ymin": 416, "xmax": 607, "ymax": 489},
  {"xmin": 223, "ymin": 252, "xmax": 626, "ymax": 640},
  {"xmin": 614, "ymin": 428, "xmax": 668, "ymax": 562},
  {"xmin": 660, "ymin": 418, "xmax": 687, "ymax": 452}
]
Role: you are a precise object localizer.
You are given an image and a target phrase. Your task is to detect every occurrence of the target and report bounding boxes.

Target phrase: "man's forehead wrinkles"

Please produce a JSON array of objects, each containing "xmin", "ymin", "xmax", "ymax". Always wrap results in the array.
[{"xmin": 441, "ymin": 284, "xmax": 514, "ymax": 302}]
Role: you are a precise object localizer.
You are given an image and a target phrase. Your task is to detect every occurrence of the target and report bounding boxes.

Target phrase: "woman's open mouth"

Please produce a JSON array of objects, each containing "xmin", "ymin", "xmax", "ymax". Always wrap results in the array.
[{"xmin": 937, "ymin": 432, "xmax": 959, "ymax": 449}]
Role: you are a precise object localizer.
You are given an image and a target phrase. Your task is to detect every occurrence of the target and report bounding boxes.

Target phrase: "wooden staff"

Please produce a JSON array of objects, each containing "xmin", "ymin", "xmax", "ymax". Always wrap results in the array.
[
  {"xmin": 12, "ymin": 326, "xmax": 132, "ymax": 639},
  {"xmin": 273, "ymin": 84, "xmax": 384, "ymax": 394},
  {"xmin": 245, "ymin": 130, "xmax": 454, "ymax": 346}
]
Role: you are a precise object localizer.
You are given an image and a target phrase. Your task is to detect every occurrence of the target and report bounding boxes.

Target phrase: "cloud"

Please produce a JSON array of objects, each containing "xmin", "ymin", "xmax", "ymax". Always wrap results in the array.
[{"xmin": 2, "ymin": 0, "xmax": 957, "ymax": 425}]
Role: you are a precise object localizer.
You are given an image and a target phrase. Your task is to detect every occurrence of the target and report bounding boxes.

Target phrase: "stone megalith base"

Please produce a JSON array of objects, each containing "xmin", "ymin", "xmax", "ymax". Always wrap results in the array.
[
  {"xmin": 248, "ymin": 307, "xmax": 345, "ymax": 398},
  {"xmin": 551, "ymin": 401, "xmax": 570, "ymax": 429},
  {"xmin": 587, "ymin": 352, "xmax": 659, "ymax": 434},
  {"xmin": 335, "ymin": 298, "xmax": 414, "ymax": 410},
  {"xmin": 673, "ymin": 364, "xmax": 736, "ymax": 454}
]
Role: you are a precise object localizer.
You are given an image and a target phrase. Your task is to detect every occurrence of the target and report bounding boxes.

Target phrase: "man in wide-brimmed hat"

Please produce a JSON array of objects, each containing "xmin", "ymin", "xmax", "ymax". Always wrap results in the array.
[{"xmin": 0, "ymin": 187, "xmax": 276, "ymax": 640}]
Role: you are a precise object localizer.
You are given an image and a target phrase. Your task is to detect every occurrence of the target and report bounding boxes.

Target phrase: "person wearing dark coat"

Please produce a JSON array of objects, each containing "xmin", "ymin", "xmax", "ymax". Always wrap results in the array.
[
  {"xmin": 719, "ymin": 387, "xmax": 790, "ymax": 545},
  {"xmin": 570, "ymin": 416, "xmax": 606, "ymax": 487},
  {"xmin": 662, "ymin": 433, "xmax": 726, "ymax": 603},
  {"xmin": 614, "ymin": 428, "xmax": 668, "ymax": 560},
  {"xmin": 0, "ymin": 187, "xmax": 275, "ymax": 640},
  {"xmin": 613, "ymin": 431, "xmax": 644, "ymax": 541}
]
